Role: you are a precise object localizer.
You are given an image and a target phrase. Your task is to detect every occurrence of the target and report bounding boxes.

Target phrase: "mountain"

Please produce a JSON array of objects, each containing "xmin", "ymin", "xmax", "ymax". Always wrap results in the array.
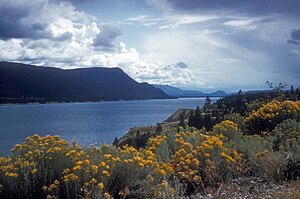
[
  {"xmin": 209, "ymin": 90, "xmax": 228, "ymax": 97},
  {"xmin": 153, "ymin": 84, "xmax": 227, "ymax": 97},
  {"xmin": 0, "ymin": 61, "xmax": 171, "ymax": 104}
]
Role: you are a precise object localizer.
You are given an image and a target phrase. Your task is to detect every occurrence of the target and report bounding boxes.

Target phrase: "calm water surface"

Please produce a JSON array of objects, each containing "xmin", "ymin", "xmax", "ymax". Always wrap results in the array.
[{"xmin": 0, "ymin": 98, "xmax": 210, "ymax": 155}]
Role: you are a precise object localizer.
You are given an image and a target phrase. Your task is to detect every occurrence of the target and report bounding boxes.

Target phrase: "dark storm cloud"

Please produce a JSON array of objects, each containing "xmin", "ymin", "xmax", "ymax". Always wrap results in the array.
[
  {"xmin": 0, "ymin": 5, "xmax": 39, "ymax": 39},
  {"xmin": 93, "ymin": 25, "xmax": 122, "ymax": 48},
  {"xmin": 291, "ymin": 29, "xmax": 300, "ymax": 40},
  {"xmin": 166, "ymin": 0, "xmax": 300, "ymax": 16},
  {"xmin": 287, "ymin": 29, "xmax": 300, "ymax": 45},
  {"xmin": 287, "ymin": 40, "xmax": 299, "ymax": 45},
  {"xmin": 175, "ymin": 62, "xmax": 188, "ymax": 68},
  {"xmin": 0, "ymin": 1, "xmax": 73, "ymax": 40},
  {"xmin": 55, "ymin": 32, "xmax": 73, "ymax": 41},
  {"xmin": 0, "ymin": 0, "xmax": 62, "ymax": 40}
]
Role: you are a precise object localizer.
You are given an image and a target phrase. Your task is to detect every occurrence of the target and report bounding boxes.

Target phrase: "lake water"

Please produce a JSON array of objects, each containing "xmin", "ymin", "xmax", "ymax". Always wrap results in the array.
[{"xmin": 0, "ymin": 98, "xmax": 209, "ymax": 156}]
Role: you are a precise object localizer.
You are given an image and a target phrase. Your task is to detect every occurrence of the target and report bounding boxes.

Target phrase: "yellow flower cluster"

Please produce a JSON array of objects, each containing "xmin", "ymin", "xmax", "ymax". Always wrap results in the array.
[
  {"xmin": 246, "ymin": 100, "xmax": 300, "ymax": 121},
  {"xmin": 103, "ymin": 134, "xmax": 173, "ymax": 179},
  {"xmin": 214, "ymin": 120, "xmax": 238, "ymax": 132},
  {"xmin": 244, "ymin": 100, "xmax": 300, "ymax": 133},
  {"xmin": 171, "ymin": 131, "xmax": 241, "ymax": 184},
  {"xmin": 61, "ymin": 145, "xmax": 110, "ymax": 194}
]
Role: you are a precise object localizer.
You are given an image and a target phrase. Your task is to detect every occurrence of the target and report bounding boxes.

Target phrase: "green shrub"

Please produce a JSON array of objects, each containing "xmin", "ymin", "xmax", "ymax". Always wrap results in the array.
[
  {"xmin": 269, "ymin": 119, "xmax": 300, "ymax": 180},
  {"xmin": 270, "ymin": 119, "xmax": 300, "ymax": 152},
  {"xmin": 224, "ymin": 113, "xmax": 245, "ymax": 131}
]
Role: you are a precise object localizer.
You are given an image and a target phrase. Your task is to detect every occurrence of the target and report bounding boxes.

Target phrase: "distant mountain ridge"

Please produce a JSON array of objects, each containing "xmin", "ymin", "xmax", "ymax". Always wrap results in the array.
[
  {"xmin": 153, "ymin": 84, "xmax": 227, "ymax": 97},
  {"xmin": 0, "ymin": 61, "xmax": 171, "ymax": 104}
]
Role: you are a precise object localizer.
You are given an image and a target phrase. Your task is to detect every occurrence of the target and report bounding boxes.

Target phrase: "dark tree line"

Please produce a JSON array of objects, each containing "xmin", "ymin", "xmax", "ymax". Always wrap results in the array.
[
  {"xmin": 188, "ymin": 105, "xmax": 220, "ymax": 131},
  {"xmin": 188, "ymin": 85, "xmax": 300, "ymax": 131}
]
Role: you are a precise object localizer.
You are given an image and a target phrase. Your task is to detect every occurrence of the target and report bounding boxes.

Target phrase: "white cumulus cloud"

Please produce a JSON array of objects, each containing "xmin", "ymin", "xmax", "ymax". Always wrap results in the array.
[{"xmin": 0, "ymin": 0, "xmax": 195, "ymax": 86}]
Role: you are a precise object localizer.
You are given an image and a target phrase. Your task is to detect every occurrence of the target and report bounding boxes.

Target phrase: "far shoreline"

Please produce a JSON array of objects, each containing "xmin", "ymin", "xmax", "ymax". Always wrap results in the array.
[
  {"xmin": 0, "ymin": 97, "xmax": 177, "ymax": 106},
  {"xmin": 0, "ymin": 96, "xmax": 225, "ymax": 107}
]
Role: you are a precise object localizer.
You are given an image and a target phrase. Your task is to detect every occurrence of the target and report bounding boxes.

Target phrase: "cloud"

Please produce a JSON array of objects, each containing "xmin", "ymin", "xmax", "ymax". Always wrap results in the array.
[
  {"xmin": 126, "ymin": 15, "xmax": 164, "ymax": 28},
  {"xmin": 0, "ymin": 0, "xmax": 91, "ymax": 41},
  {"xmin": 224, "ymin": 19, "xmax": 257, "ymax": 31},
  {"xmin": 291, "ymin": 29, "xmax": 300, "ymax": 40},
  {"xmin": 158, "ymin": 14, "xmax": 217, "ymax": 30},
  {"xmin": 1, "ymin": 0, "xmax": 300, "ymax": 91},
  {"xmin": 127, "ymin": 15, "xmax": 149, "ymax": 22},
  {"xmin": 163, "ymin": 0, "xmax": 300, "ymax": 16},
  {"xmin": 139, "ymin": 14, "xmax": 300, "ymax": 91},
  {"xmin": 287, "ymin": 39, "xmax": 299, "ymax": 45},
  {"xmin": 169, "ymin": 15, "xmax": 217, "ymax": 25},
  {"xmin": 287, "ymin": 28, "xmax": 300, "ymax": 45},
  {"xmin": 175, "ymin": 61, "xmax": 188, "ymax": 68},
  {"xmin": 0, "ymin": 0, "xmax": 44, "ymax": 39},
  {"xmin": 93, "ymin": 25, "xmax": 122, "ymax": 49},
  {"xmin": 0, "ymin": 0, "xmax": 124, "ymax": 66},
  {"xmin": 126, "ymin": 13, "xmax": 217, "ymax": 30},
  {"xmin": 0, "ymin": 0, "xmax": 196, "ymax": 87},
  {"xmin": 145, "ymin": 0, "xmax": 171, "ymax": 12},
  {"xmin": 125, "ymin": 60, "xmax": 196, "ymax": 86}
]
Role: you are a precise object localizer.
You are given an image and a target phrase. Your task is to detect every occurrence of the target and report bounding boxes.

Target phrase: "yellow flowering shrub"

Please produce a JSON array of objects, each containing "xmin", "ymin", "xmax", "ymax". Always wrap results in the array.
[
  {"xmin": 211, "ymin": 120, "xmax": 241, "ymax": 141},
  {"xmin": 0, "ymin": 135, "xmax": 112, "ymax": 199},
  {"xmin": 170, "ymin": 131, "xmax": 242, "ymax": 191},
  {"xmin": 214, "ymin": 120, "xmax": 238, "ymax": 132},
  {"xmin": 0, "ymin": 131, "xmax": 242, "ymax": 198},
  {"xmin": 0, "ymin": 134, "xmax": 73, "ymax": 198},
  {"xmin": 245, "ymin": 100, "xmax": 300, "ymax": 134}
]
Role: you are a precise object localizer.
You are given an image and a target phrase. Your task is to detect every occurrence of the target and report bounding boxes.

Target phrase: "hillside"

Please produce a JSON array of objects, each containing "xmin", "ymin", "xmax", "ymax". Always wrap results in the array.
[
  {"xmin": 153, "ymin": 84, "xmax": 227, "ymax": 97},
  {"xmin": 0, "ymin": 62, "xmax": 171, "ymax": 103}
]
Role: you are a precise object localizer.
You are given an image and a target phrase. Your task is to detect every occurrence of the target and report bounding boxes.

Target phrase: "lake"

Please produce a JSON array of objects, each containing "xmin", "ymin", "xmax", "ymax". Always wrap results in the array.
[{"xmin": 0, "ymin": 98, "xmax": 211, "ymax": 156}]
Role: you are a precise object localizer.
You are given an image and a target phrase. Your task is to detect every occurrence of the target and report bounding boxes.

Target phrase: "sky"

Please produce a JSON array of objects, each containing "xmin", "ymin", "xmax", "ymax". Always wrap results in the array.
[{"xmin": 0, "ymin": 0, "xmax": 300, "ymax": 92}]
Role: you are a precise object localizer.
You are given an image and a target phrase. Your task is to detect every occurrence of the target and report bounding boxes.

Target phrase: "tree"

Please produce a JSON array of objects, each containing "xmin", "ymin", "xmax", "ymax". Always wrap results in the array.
[
  {"xmin": 134, "ymin": 130, "xmax": 141, "ymax": 148},
  {"xmin": 195, "ymin": 106, "xmax": 201, "ymax": 117},
  {"xmin": 188, "ymin": 110, "xmax": 194, "ymax": 126},
  {"xmin": 235, "ymin": 89, "xmax": 246, "ymax": 114},
  {"xmin": 136, "ymin": 129, "xmax": 140, "ymax": 137},
  {"xmin": 203, "ymin": 113, "xmax": 213, "ymax": 131},
  {"xmin": 212, "ymin": 109, "xmax": 218, "ymax": 117},
  {"xmin": 204, "ymin": 96, "xmax": 212, "ymax": 106},
  {"xmin": 188, "ymin": 106, "xmax": 204, "ymax": 129},
  {"xmin": 291, "ymin": 85, "xmax": 295, "ymax": 94},
  {"xmin": 156, "ymin": 123, "xmax": 163, "ymax": 133},
  {"xmin": 112, "ymin": 137, "xmax": 119, "ymax": 145},
  {"xmin": 179, "ymin": 112, "xmax": 185, "ymax": 127},
  {"xmin": 237, "ymin": 89, "xmax": 243, "ymax": 96},
  {"xmin": 194, "ymin": 106, "xmax": 204, "ymax": 129}
]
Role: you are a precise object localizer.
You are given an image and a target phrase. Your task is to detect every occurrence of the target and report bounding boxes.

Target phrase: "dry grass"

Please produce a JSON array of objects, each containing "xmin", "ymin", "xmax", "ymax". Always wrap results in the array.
[{"xmin": 209, "ymin": 179, "xmax": 300, "ymax": 199}]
